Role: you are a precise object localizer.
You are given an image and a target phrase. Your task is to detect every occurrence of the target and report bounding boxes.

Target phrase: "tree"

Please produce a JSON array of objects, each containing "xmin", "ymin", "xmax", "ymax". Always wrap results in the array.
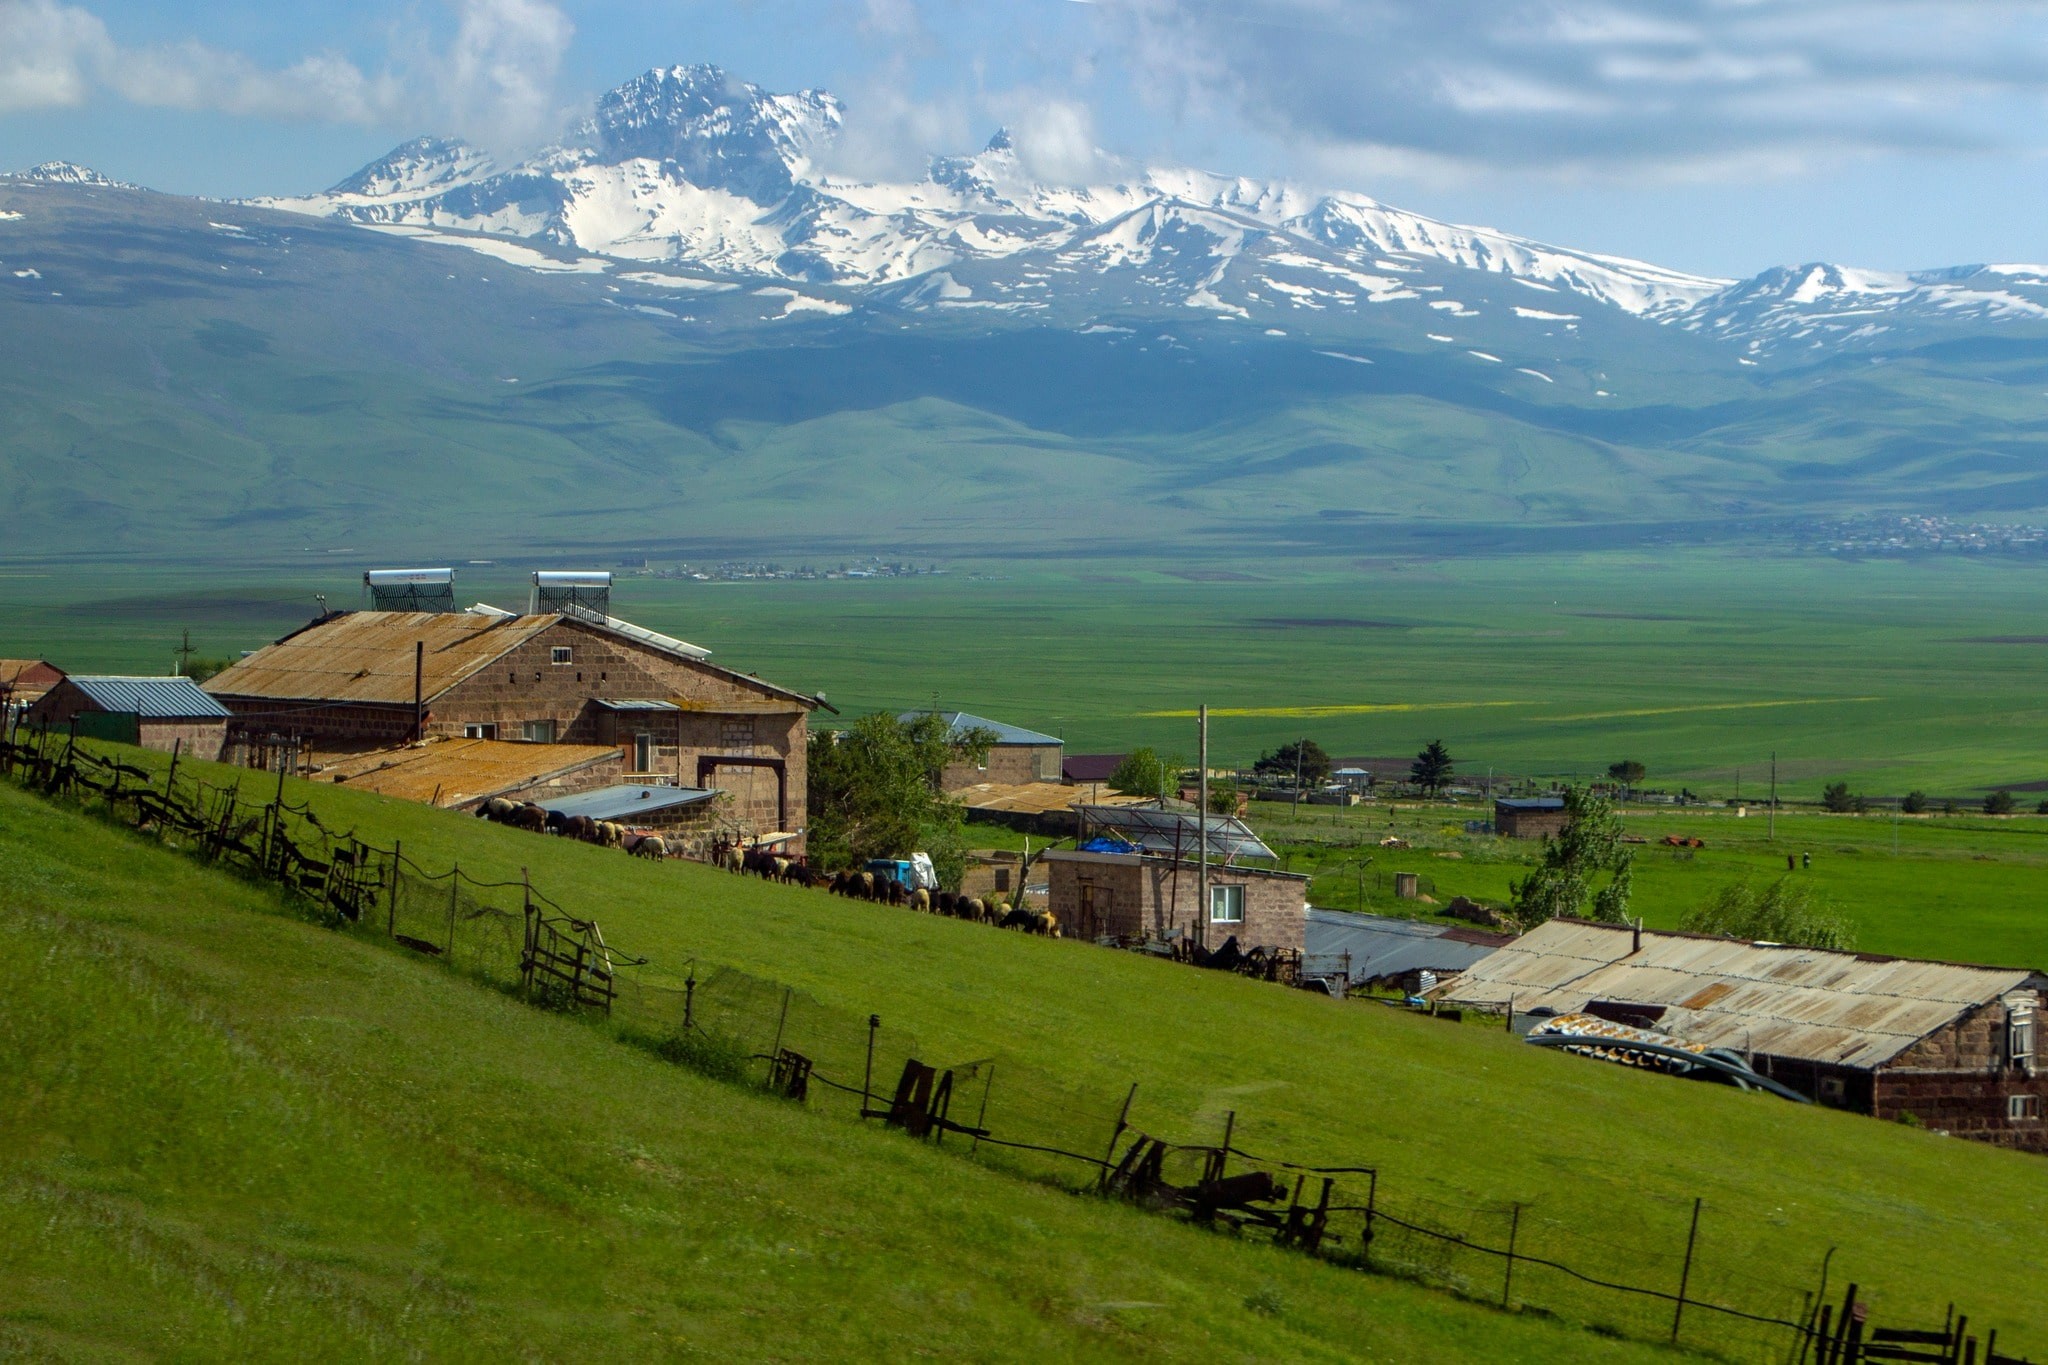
[
  {"xmin": 1821, "ymin": 781, "xmax": 1856, "ymax": 814},
  {"xmin": 1509, "ymin": 786, "xmax": 1633, "ymax": 928},
  {"xmin": 1207, "ymin": 780, "xmax": 1240, "ymax": 817},
  {"xmin": 1900, "ymin": 790, "xmax": 1928, "ymax": 814},
  {"xmin": 178, "ymin": 656, "xmax": 234, "ymax": 683},
  {"xmin": 1681, "ymin": 878, "xmax": 1856, "ymax": 951},
  {"xmin": 1985, "ymin": 788, "xmax": 2017, "ymax": 816},
  {"xmin": 1409, "ymin": 740, "xmax": 1455, "ymax": 795},
  {"xmin": 806, "ymin": 711, "xmax": 995, "ymax": 888},
  {"xmin": 1107, "ymin": 747, "xmax": 1182, "ymax": 800},
  {"xmin": 1606, "ymin": 760, "xmax": 1646, "ymax": 792},
  {"xmin": 1255, "ymin": 739, "xmax": 1332, "ymax": 787}
]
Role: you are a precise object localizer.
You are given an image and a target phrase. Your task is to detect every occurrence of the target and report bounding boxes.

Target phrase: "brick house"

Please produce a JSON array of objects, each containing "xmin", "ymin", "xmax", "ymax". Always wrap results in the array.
[
  {"xmin": 25, "ymin": 675, "xmax": 232, "ymax": 758},
  {"xmin": 1495, "ymin": 795, "xmax": 1569, "ymax": 839},
  {"xmin": 1042, "ymin": 848, "xmax": 1308, "ymax": 953},
  {"xmin": 900, "ymin": 710, "xmax": 1063, "ymax": 791},
  {"xmin": 1431, "ymin": 918, "xmax": 2048, "ymax": 1150},
  {"xmin": 204, "ymin": 608, "xmax": 821, "ymax": 843},
  {"xmin": 0, "ymin": 659, "xmax": 64, "ymax": 707}
]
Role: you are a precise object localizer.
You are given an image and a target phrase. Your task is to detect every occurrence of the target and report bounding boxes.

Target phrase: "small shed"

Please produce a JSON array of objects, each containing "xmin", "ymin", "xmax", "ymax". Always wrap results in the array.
[
  {"xmin": 1304, "ymin": 909, "xmax": 1513, "ymax": 990},
  {"xmin": 26, "ymin": 675, "xmax": 230, "ymax": 758},
  {"xmin": 901, "ymin": 710, "xmax": 1064, "ymax": 789},
  {"xmin": 540, "ymin": 783, "xmax": 722, "ymax": 831},
  {"xmin": 0, "ymin": 659, "xmax": 64, "ymax": 708},
  {"xmin": 1495, "ymin": 795, "xmax": 1568, "ymax": 839},
  {"xmin": 1062, "ymin": 753, "xmax": 1126, "ymax": 785},
  {"xmin": 1043, "ymin": 848, "xmax": 1308, "ymax": 953}
]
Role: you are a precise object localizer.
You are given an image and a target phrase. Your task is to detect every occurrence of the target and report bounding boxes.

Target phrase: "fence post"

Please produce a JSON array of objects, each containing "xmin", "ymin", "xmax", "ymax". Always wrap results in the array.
[
  {"xmin": 1099, "ymin": 1082, "xmax": 1138, "ymax": 1191},
  {"xmin": 970, "ymin": 1064, "xmax": 994, "ymax": 1156},
  {"xmin": 769, "ymin": 986, "xmax": 793, "ymax": 1076},
  {"xmin": 1673, "ymin": 1196, "xmax": 1702, "ymax": 1343},
  {"xmin": 1363, "ymin": 1169, "xmax": 1377, "ymax": 1266},
  {"xmin": 683, "ymin": 972, "xmax": 696, "ymax": 1032},
  {"xmin": 1503, "ymin": 1202, "xmax": 1521, "ymax": 1309},
  {"xmin": 387, "ymin": 840, "xmax": 401, "ymax": 937},
  {"xmin": 449, "ymin": 860, "xmax": 461, "ymax": 961},
  {"xmin": 862, "ymin": 1014, "xmax": 880, "ymax": 1116}
]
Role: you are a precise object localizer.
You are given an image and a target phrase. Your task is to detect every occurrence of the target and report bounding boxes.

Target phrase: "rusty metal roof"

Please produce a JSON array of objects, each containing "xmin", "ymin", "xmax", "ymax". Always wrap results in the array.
[
  {"xmin": 957, "ymin": 781, "xmax": 1150, "ymax": 817},
  {"xmin": 1430, "ymin": 918, "xmax": 2042, "ymax": 1070},
  {"xmin": 206, "ymin": 611, "xmax": 557, "ymax": 706},
  {"xmin": 318, "ymin": 737, "xmax": 620, "ymax": 807}
]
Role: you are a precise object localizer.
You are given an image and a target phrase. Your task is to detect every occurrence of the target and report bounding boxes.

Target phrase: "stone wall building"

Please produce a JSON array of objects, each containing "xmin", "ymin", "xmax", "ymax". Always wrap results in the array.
[
  {"xmin": 25, "ymin": 675, "xmax": 231, "ymax": 759},
  {"xmin": 900, "ymin": 710, "xmax": 1063, "ymax": 791},
  {"xmin": 1431, "ymin": 917, "xmax": 2048, "ymax": 1150},
  {"xmin": 1042, "ymin": 848, "xmax": 1309, "ymax": 954},
  {"xmin": 204, "ymin": 608, "xmax": 821, "ymax": 845},
  {"xmin": 1494, "ymin": 795, "xmax": 1569, "ymax": 839}
]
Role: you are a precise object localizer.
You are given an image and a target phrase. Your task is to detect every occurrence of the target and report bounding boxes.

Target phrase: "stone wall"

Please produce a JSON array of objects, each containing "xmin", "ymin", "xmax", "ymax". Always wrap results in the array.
[
  {"xmin": 940, "ymin": 743, "xmax": 1062, "ymax": 791},
  {"xmin": 1045, "ymin": 851, "xmax": 1307, "ymax": 952}
]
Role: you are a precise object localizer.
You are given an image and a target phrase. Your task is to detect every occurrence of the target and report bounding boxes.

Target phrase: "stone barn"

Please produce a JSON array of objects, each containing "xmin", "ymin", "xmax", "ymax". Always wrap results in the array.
[
  {"xmin": 25, "ymin": 676, "xmax": 231, "ymax": 758},
  {"xmin": 1431, "ymin": 918, "xmax": 2048, "ymax": 1150},
  {"xmin": 1495, "ymin": 795, "xmax": 1569, "ymax": 839},
  {"xmin": 901, "ymin": 710, "xmax": 1064, "ymax": 791},
  {"xmin": 204, "ymin": 606, "xmax": 822, "ymax": 847},
  {"xmin": 1043, "ymin": 849, "xmax": 1309, "ymax": 953}
]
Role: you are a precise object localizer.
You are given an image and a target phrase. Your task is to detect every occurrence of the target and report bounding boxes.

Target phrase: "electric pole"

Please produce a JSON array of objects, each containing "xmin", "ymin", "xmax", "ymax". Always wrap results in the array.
[
  {"xmin": 174, "ymin": 629, "xmax": 195, "ymax": 678},
  {"xmin": 1197, "ymin": 705, "xmax": 1209, "ymax": 951},
  {"xmin": 1768, "ymin": 751, "xmax": 1777, "ymax": 842}
]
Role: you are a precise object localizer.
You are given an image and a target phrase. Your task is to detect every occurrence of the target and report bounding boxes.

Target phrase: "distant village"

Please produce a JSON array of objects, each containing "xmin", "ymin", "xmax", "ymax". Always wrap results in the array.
[{"xmin": 2, "ymin": 564, "xmax": 2042, "ymax": 1155}]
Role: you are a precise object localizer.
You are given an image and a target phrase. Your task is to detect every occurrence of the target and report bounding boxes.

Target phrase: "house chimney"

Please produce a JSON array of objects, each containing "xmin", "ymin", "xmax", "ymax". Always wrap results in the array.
[{"xmin": 1632, "ymin": 917, "xmax": 1643, "ymax": 954}]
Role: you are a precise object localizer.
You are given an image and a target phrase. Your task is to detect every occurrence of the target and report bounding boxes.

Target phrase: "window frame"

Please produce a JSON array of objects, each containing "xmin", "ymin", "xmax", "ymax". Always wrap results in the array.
[
  {"xmin": 2008, "ymin": 1093, "xmax": 2040, "ymax": 1122},
  {"xmin": 1209, "ymin": 883, "xmax": 1245, "ymax": 924},
  {"xmin": 462, "ymin": 722, "xmax": 498, "ymax": 741},
  {"xmin": 550, "ymin": 646, "xmax": 573, "ymax": 666},
  {"xmin": 522, "ymin": 719, "xmax": 557, "ymax": 744},
  {"xmin": 2010, "ymin": 1010, "xmax": 2035, "ymax": 1067}
]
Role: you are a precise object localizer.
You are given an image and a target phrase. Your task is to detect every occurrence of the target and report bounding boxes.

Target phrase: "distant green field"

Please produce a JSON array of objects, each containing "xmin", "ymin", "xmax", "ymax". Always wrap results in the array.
[
  {"xmin": 17, "ymin": 743, "xmax": 2046, "ymax": 1358},
  {"xmin": 13, "ymin": 547, "xmax": 2048, "ymax": 801}
]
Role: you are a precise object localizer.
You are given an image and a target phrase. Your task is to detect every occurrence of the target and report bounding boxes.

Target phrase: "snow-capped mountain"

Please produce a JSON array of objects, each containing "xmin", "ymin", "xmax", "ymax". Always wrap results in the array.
[
  {"xmin": 245, "ymin": 63, "xmax": 2048, "ymax": 355},
  {"xmin": 4, "ymin": 161, "xmax": 139, "ymax": 189}
]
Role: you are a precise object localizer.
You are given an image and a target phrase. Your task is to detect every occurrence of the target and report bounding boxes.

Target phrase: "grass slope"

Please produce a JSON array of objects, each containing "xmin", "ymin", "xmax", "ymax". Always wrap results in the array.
[
  {"xmin": 0, "ymin": 780, "xmax": 1697, "ymax": 1362},
  {"xmin": 28, "ymin": 746, "xmax": 2045, "ymax": 1356}
]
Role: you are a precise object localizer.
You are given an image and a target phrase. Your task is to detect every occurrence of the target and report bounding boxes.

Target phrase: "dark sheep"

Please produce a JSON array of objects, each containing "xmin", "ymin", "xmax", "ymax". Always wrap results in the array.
[
  {"xmin": 934, "ymin": 890, "xmax": 957, "ymax": 917},
  {"xmin": 511, "ymin": 803, "xmax": 548, "ymax": 832}
]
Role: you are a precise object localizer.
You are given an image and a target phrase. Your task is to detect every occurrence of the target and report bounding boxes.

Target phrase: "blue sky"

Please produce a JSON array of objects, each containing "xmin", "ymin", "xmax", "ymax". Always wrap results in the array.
[{"xmin": 1, "ymin": 0, "xmax": 2043, "ymax": 279}]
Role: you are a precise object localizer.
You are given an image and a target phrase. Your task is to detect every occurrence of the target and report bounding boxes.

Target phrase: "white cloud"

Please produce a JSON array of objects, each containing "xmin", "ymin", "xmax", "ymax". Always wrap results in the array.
[
  {"xmin": 999, "ymin": 96, "xmax": 1103, "ymax": 184},
  {"xmin": 0, "ymin": 0, "xmax": 572, "ymax": 151}
]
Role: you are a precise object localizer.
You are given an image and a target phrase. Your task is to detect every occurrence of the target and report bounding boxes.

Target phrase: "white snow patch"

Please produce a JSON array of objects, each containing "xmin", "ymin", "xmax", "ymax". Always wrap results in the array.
[
  {"xmin": 619, "ymin": 270, "xmax": 737, "ymax": 292},
  {"xmin": 1511, "ymin": 278, "xmax": 1557, "ymax": 292},
  {"xmin": 1738, "ymin": 357, "xmax": 1758, "ymax": 366},
  {"xmin": 0, "ymin": 210, "xmax": 23, "ymax": 222},
  {"xmin": 207, "ymin": 221, "xmax": 248, "ymax": 235},
  {"xmin": 754, "ymin": 286, "xmax": 852, "ymax": 317},
  {"xmin": 1316, "ymin": 350, "xmax": 1374, "ymax": 365},
  {"xmin": 1468, "ymin": 350, "xmax": 1502, "ymax": 362},
  {"xmin": 378, "ymin": 226, "xmax": 611, "ymax": 274},
  {"xmin": 1515, "ymin": 367, "xmax": 1553, "ymax": 383},
  {"xmin": 1080, "ymin": 323, "xmax": 1133, "ymax": 334},
  {"xmin": 1513, "ymin": 306, "xmax": 1580, "ymax": 321},
  {"xmin": 12, "ymin": 268, "xmax": 39, "ymax": 279},
  {"xmin": 1427, "ymin": 333, "xmax": 1455, "ymax": 342},
  {"xmin": 1264, "ymin": 328, "xmax": 1287, "ymax": 336}
]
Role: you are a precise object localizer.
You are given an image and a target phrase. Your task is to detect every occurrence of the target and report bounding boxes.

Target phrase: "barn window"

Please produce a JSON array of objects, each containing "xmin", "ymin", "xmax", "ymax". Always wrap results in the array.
[
  {"xmin": 2011, "ymin": 1010, "xmax": 2035, "ymax": 1067},
  {"xmin": 551, "ymin": 646, "xmax": 573, "ymax": 665},
  {"xmin": 1819, "ymin": 1077, "xmax": 1846, "ymax": 1102},
  {"xmin": 463, "ymin": 723, "xmax": 497, "ymax": 740},
  {"xmin": 635, "ymin": 733, "xmax": 653, "ymax": 771},
  {"xmin": 1210, "ymin": 884, "xmax": 1244, "ymax": 923},
  {"xmin": 2010, "ymin": 1094, "xmax": 2040, "ymax": 1121},
  {"xmin": 522, "ymin": 719, "xmax": 557, "ymax": 743}
]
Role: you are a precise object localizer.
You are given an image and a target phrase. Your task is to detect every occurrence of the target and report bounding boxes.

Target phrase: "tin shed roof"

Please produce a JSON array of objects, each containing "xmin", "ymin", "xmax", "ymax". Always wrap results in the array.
[
  {"xmin": 1306, "ymin": 909, "xmax": 1513, "ymax": 983},
  {"xmin": 66, "ymin": 676, "xmax": 231, "ymax": 719},
  {"xmin": 539, "ymin": 784, "xmax": 720, "ymax": 822},
  {"xmin": 1430, "ymin": 918, "xmax": 2041, "ymax": 1070},
  {"xmin": 900, "ymin": 710, "xmax": 1062, "ymax": 747},
  {"xmin": 319, "ymin": 738, "xmax": 620, "ymax": 807},
  {"xmin": 205, "ymin": 611, "xmax": 557, "ymax": 706}
]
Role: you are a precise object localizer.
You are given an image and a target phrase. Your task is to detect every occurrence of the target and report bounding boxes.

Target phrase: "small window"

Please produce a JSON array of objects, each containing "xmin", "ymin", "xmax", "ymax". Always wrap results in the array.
[
  {"xmin": 462, "ymin": 723, "xmax": 497, "ymax": 740},
  {"xmin": 1819, "ymin": 1077, "xmax": 1846, "ymax": 1102},
  {"xmin": 551, "ymin": 646, "xmax": 572, "ymax": 665},
  {"xmin": 635, "ymin": 733, "xmax": 653, "ymax": 771},
  {"xmin": 522, "ymin": 719, "xmax": 557, "ymax": 743},
  {"xmin": 995, "ymin": 869, "xmax": 1011, "ymax": 892},
  {"xmin": 2011, "ymin": 1011, "xmax": 2035, "ymax": 1067},
  {"xmin": 1210, "ymin": 884, "xmax": 1244, "ymax": 924},
  {"xmin": 2009, "ymin": 1094, "xmax": 2041, "ymax": 1122}
]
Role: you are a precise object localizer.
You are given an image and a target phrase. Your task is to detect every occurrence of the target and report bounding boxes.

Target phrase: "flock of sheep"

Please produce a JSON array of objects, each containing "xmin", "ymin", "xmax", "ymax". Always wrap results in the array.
[{"xmin": 474, "ymin": 799, "xmax": 1058, "ymax": 935}]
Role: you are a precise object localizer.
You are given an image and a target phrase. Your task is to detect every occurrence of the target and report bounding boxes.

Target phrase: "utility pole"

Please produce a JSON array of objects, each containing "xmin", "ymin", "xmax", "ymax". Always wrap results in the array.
[
  {"xmin": 1768, "ymin": 750, "xmax": 1777, "ymax": 842},
  {"xmin": 174, "ymin": 629, "xmax": 195, "ymax": 678},
  {"xmin": 1291, "ymin": 736, "xmax": 1304, "ymax": 818},
  {"xmin": 1197, "ymin": 705, "xmax": 1209, "ymax": 952}
]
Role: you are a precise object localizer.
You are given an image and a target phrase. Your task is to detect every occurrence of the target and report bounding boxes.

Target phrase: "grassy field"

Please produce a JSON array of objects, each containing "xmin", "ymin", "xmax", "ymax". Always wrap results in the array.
[
  {"xmin": 0, "ymin": 777, "xmax": 1710, "ymax": 1362},
  {"xmin": 15, "ymin": 742, "xmax": 2045, "ymax": 1359},
  {"xmin": 13, "ymin": 548, "xmax": 2048, "ymax": 799}
]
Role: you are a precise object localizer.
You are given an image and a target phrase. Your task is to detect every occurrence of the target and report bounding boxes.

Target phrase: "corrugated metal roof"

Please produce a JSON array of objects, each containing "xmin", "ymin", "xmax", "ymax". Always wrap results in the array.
[
  {"xmin": 1496, "ymin": 796, "xmax": 1565, "ymax": 811},
  {"xmin": 900, "ymin": 709, "xmax": 1062, "ymax": 747},
  {"xmin": 1430, "ymin": 918, "xmax": 2041, "ymax": 1070},
  {"xmin": 318, "ymin": 738, "xmax": 620, "ymax": 807},
  {"xmin": 1306, "ymin": 909, "xmax": 1512, "ymax": 983},
  {"xmin": 539, "ymin": 784, "xmax": 720, "ymax": 822},
  {"xmin": 1076, "ymin": 803, "xmax": 1277, "ymax": 861},
  {"xmin": 593, "ymin": 699, "xmax": 680, "ymax": 711},
  {"xmin": 66, "ymin": 676, "xmax": 231, "ymax": 719},
  {"xmin": 205, "ymin": 611, "xmax": 557, "ymax": 706},
  {"xmin": 956, "ymin": 780, "xmax": 1150, "ymax": 816}
]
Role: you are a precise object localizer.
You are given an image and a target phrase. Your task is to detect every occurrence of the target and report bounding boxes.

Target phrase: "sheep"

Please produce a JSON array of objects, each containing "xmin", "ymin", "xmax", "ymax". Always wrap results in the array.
[
  {"xmin": 908, "ymin": 887, "xmax": 930, "ymax": 912},
  {"xmin": 510, "ymin": 803, "xmax": 548, "ymax": 832},
  {"xmin": 628, "ymin": 832, "xmax": 668, "ymax": 860}
]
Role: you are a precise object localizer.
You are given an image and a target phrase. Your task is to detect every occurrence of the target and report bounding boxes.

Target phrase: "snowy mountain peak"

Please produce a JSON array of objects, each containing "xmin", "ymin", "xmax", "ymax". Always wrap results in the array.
[
  {"xmin": 326, "ymin": 137, "xmax": 496, "ymax": 200},
  {"xmin": 575, "ymin": 64, "xmax": 841, "ymax": 200},
  {"xmin": 8, "ymin": 161, "xmax": 136, "ymax": 188}
]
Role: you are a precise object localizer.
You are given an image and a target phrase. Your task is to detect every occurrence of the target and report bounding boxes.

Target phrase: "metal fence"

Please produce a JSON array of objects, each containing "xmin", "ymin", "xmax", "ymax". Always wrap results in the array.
[{"xmin": 4, "ymin": 722, "xmax": 2033, "ymax": 1365}]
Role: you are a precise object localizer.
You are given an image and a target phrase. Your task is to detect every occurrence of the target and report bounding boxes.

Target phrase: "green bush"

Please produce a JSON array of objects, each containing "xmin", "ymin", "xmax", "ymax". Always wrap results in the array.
[{"xmin": 655, "ymin": 1027, "xmax": 757, "ymax": 1086}]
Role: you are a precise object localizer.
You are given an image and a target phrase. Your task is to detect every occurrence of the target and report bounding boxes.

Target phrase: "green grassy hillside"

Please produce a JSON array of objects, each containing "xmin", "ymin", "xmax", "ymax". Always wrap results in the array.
[
  {"xmin": 1, "ymin": 778, "xmax": 1699, "ymax": 1362},
  {"xmin": 15, "ymin": 744, "xmax": 2044, "ymax": 1358}
]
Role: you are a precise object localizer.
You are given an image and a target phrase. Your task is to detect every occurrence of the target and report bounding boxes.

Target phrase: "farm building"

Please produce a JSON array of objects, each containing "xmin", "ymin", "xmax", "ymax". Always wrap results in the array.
[
  {"xmin": 1043, "ymin": 804, "xmax": 1306, "ymax": 952},
  {"xmin": 1494, "ymin": 795, "xmax": 1569, "ymax": 839},
  {"xmin": 203, "ymin": 605, "xmax": 822, "ymax": 846},
  {"xmin": 900, "ymin": 710, "xmax": 1063, "ymax": 791},
  {"xmin": 1043, "ymin": 850, "xmax": 1309, "ymax": 954},
  {"xmin": 536, "ymin": 784, "xmax": 724, "ymax": 844},
  {"xmin": 315, "ymin": 737, "xmax": 624, "ymax": 811},
  {"xmin": 1429, "ymin": 918, "xmax": 2048, "ymax": 1149},
  {"xmin": 0, "ymin": 659, "xmax": 64, "ymax": 708},
  {"xmin": 1303, "ymin": 909, "xmax": 1514, "ymax": 992},
  {"xmin": 955, "ymin": 779, "xmax": 1151, "ymax": 837},
  {"xmin": 24, "ymin": 676, "xmax": 231, "ymax": 758}
]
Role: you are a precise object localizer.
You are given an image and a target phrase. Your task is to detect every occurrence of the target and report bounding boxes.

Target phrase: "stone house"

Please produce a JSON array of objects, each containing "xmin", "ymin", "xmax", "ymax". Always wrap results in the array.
[
  {"xmin": 25, "ymin": 675, "xmax": 232, "ymax": 758},
  {"xmin": 203, "ymin": 608, "xmax": 821, "ymax": 843},
  {"xmin": 1042, "ymin": 848, "xmax": 1309, "ymax": 954},
  {"xmin": 1494, "ymin": 795, "xmax": 1569, "ymax": 839},
  {"xmin": 1431, "ymin": 917, "xmax": 2048, "ymax": 1150},
  {"xmin": 900, "ymin": 710, "xmax": 1063, "ymax": 791}
]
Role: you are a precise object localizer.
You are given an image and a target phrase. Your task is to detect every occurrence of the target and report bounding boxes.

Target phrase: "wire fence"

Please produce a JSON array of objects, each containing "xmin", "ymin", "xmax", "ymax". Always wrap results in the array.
[{"xmin": 4, "ymin": 722, "xmax": 2032, "ymax": 1365}]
